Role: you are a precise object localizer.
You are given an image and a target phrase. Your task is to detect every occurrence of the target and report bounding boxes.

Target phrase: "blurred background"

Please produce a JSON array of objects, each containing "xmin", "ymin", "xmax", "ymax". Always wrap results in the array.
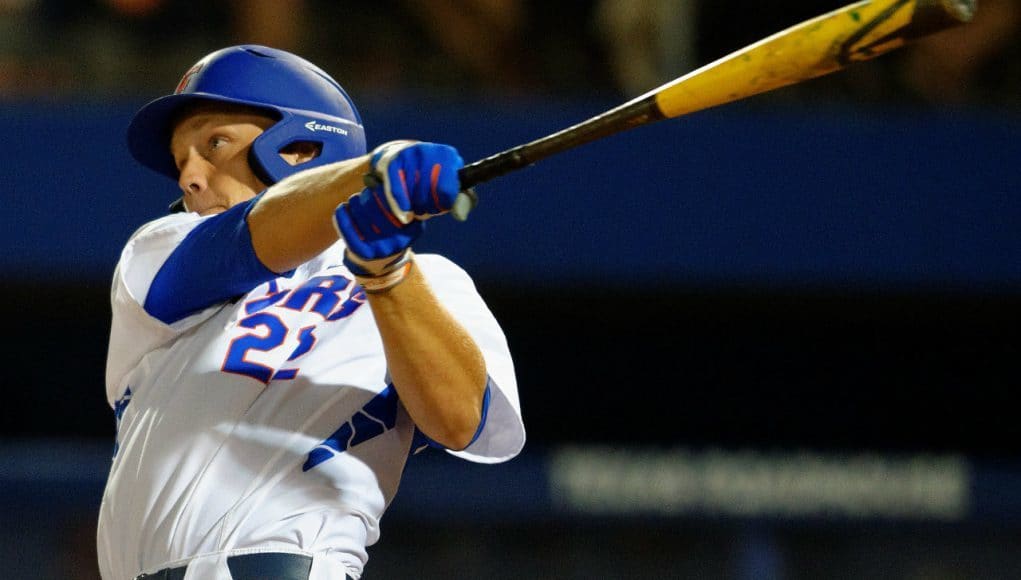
[{"xmin": 2, "ymin": 0, "xmax": 1019, "ymax": 578}]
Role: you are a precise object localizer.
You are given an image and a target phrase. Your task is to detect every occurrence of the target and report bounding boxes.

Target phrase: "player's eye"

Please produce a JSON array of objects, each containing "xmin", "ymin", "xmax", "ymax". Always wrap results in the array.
[{"xmin": 208, "ymin": 136, "xmax": 229, "ymax": 152}]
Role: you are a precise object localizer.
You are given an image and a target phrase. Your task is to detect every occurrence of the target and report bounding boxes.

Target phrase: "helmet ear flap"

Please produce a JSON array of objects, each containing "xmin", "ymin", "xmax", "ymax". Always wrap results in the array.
[
  {"xmin": 248, "ymin": 113, "xmax": 367, "ymax": 185},
  {"xmin": 248, "ymin": 135, "xmax": 283, "ymax": 187}
]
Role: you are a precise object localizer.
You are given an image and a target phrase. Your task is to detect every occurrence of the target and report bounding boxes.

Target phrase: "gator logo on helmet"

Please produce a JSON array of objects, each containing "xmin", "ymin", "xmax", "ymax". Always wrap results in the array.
[{"xmin": 174, "ymin": 63, "xmax": 203, "ymax": 94}]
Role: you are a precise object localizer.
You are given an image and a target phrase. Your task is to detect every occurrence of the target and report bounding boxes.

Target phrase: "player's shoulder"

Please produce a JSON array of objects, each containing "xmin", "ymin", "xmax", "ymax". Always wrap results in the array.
[
  {"xmin": 117, "ymin": 213, "xmax": 211, "ymax": 264},
  {"xmin": 125, "ymin": 212, "xmax": 205, "ymax": 244},
  {"xmin": 114, "ymin": 212, "xmax": 209, "ymax": 277}
]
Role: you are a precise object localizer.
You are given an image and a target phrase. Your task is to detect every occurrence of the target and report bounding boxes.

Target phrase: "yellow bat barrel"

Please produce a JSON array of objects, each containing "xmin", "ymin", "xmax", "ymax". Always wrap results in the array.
[
  {"xmin": 653, "ymin": 0, "xmax": 977, "ymax": 119},
  {"xmin": 458, "ymin": 0, "xmax": 976, "ymax": 190}
]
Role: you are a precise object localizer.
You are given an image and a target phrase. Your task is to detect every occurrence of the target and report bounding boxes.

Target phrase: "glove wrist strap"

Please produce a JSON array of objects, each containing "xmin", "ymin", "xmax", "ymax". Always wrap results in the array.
[{"xmin": 345, "ymin": 249, "xmax": 414, "ymax": 294}]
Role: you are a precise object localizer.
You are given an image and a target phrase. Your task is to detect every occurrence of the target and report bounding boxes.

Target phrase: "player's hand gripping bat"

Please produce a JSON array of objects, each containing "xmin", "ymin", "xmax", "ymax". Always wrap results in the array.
[{"xmin": 449, "ymin": 0, "xmax": 976, "ymax": 220}]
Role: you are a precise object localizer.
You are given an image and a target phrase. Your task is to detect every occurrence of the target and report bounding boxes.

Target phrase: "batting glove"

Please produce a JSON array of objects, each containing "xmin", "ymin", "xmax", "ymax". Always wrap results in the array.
[
  {"xmin": 366, "ymin": 140, "xmax": 464, "ymax": 223},
  {"xmin": 334, "ymin": 141, "xmax": 464, "ymax": 292}
]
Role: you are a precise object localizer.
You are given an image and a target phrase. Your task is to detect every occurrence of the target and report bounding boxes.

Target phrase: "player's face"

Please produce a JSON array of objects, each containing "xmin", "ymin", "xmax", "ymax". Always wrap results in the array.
[{"xmin": 170, "ymin": 109, "xmax": 274, "ymax": 216}]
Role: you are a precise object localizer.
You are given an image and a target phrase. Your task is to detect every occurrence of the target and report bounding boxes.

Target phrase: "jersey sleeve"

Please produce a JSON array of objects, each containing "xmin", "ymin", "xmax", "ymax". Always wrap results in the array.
[
  {"xmin": 106, "ymin": 200, "xmax": 290, "ymax": 401},
  {"xmin": 143, "ymin": 197, "xmax": 287, "ymax": 324},
  {"xmin": 415, "ymin": 254, "xmax": 526, "ymax": 464},
  {"xmin": 105, "ymin": 213, "xmax": 226, "ymax": 403}
]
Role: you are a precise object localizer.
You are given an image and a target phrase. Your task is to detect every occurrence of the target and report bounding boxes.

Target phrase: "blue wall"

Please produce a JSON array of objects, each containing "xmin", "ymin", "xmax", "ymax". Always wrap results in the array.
[{"xmin": 3, "ymin": 98, "xmax": 1018, "ymax": 290}]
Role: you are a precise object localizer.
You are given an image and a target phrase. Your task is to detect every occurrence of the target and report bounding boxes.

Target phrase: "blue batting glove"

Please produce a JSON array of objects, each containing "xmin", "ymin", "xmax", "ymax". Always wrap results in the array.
[
  {"xmin": 366, "ymin": 140, "xmax": 465, "ymax": 223},
  {"xmin": 333, "ymin": 141, "xmax": 464, "ymax": 272},
  {"xmin": 334, "ymin": 186, "xmax": 424, "ymax": 262}
]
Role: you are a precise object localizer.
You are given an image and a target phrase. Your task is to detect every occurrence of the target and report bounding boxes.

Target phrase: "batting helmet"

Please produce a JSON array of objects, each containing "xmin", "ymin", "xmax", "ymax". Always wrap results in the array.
[{"xmin": 127, "ymin": 45, "xmax": 367, "ymax": 208}]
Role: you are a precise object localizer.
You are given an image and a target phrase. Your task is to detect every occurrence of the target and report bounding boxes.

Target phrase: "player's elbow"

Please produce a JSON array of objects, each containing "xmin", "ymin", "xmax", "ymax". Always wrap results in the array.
[{"xmin": 428, "ymin": 407, "xmax": 483, "ymax": 451}]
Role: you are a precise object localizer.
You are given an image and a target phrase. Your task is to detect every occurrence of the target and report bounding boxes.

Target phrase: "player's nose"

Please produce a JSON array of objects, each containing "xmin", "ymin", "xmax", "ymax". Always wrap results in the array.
[{"xmin": 177, "ymin": 151, "xmax": 210, "ymax": 197}]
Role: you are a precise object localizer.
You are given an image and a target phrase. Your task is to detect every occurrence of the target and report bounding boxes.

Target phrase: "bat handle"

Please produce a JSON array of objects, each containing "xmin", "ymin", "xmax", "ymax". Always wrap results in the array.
[
  {"xmin": 458, "ymin": 146, "xmax": 532, "ymax": 190},
  {"xmin": 450, "ymin": 147, "xmax": 531, "ymax": 221},
  {"xmin": 451, "ymin": 95, "xmax": 663, "ymax": 221}
]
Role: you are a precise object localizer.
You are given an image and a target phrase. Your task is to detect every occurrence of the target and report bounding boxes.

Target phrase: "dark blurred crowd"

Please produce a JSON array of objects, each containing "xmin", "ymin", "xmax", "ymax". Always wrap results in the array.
[{"xmin": 1, "ymin": 0, "xmax": 1019, "ymax": 109}]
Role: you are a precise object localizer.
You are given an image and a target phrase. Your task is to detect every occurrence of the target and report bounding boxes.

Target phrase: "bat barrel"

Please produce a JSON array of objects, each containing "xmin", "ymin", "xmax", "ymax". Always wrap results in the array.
[{"xmin": 458, "ymin": 0, "xmax": 978, "ymax": 191}]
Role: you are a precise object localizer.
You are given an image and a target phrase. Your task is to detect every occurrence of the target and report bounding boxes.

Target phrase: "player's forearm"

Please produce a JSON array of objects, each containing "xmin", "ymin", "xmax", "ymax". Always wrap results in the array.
[
  {"xmin": 368, "ymin": 263, "xmax": 488, "ymax": 450},
  {"xmin": 247, "ymin": 156, "xmax": 371, "ymax": 273}
]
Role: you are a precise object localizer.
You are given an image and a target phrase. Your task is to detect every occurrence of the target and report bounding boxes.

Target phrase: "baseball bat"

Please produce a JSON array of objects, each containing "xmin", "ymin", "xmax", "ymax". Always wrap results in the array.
[{"xmin": 451, "ymin": 0, "xmax": 975, "ymax": 217}]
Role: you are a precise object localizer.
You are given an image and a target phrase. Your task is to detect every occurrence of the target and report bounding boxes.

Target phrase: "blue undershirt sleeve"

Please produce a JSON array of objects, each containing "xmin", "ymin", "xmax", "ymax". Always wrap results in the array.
[{"xmin": 143, "ymin": 195, "xmax": 293, "ymax": 324}]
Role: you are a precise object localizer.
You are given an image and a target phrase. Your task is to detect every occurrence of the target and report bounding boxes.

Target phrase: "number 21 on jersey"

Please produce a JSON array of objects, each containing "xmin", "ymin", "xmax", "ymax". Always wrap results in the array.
[{"xmin": 222, "ymin": 275, "xmax": 367, "ymax": 383}]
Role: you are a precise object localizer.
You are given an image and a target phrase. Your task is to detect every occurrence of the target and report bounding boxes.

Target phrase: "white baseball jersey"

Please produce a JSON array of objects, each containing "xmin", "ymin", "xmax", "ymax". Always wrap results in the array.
[{"xmin": 97, "ymin": 212, "xmax": 525, "ymax": 580}]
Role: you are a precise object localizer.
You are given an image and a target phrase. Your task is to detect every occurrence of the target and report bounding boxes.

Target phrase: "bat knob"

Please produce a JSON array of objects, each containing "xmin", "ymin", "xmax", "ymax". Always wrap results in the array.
[{"xmin": 451, "ymin": 188, "xmax": 479, "ymax": 222}]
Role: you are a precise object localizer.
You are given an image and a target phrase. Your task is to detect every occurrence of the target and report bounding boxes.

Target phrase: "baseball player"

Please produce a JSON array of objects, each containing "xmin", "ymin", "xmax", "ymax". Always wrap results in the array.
[{"xmin": 97, "ymin": 45, "xmax": 525, "ymax": 580}]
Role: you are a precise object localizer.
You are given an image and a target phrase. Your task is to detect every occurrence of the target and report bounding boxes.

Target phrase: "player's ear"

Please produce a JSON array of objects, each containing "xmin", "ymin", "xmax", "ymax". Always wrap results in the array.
[{"xmin": 279, "ymin": 141, "xmax": 322, "ymax": 166}]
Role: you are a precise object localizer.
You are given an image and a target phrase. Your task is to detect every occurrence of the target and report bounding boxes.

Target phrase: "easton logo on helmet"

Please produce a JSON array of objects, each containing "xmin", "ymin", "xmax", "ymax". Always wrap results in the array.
[
  {"xmin": 174, "ymin": 63, "xmax": 203, "ymax": 94},
  {"xmin": 304, "ymin": 120, "xmax": 349, "ymax": 136}
]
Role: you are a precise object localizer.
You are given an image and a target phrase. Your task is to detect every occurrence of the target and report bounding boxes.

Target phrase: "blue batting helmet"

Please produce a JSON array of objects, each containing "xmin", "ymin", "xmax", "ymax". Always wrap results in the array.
[{"xmin": 127, "ymin": 45, "xmax": 367, "ymax": 198}]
